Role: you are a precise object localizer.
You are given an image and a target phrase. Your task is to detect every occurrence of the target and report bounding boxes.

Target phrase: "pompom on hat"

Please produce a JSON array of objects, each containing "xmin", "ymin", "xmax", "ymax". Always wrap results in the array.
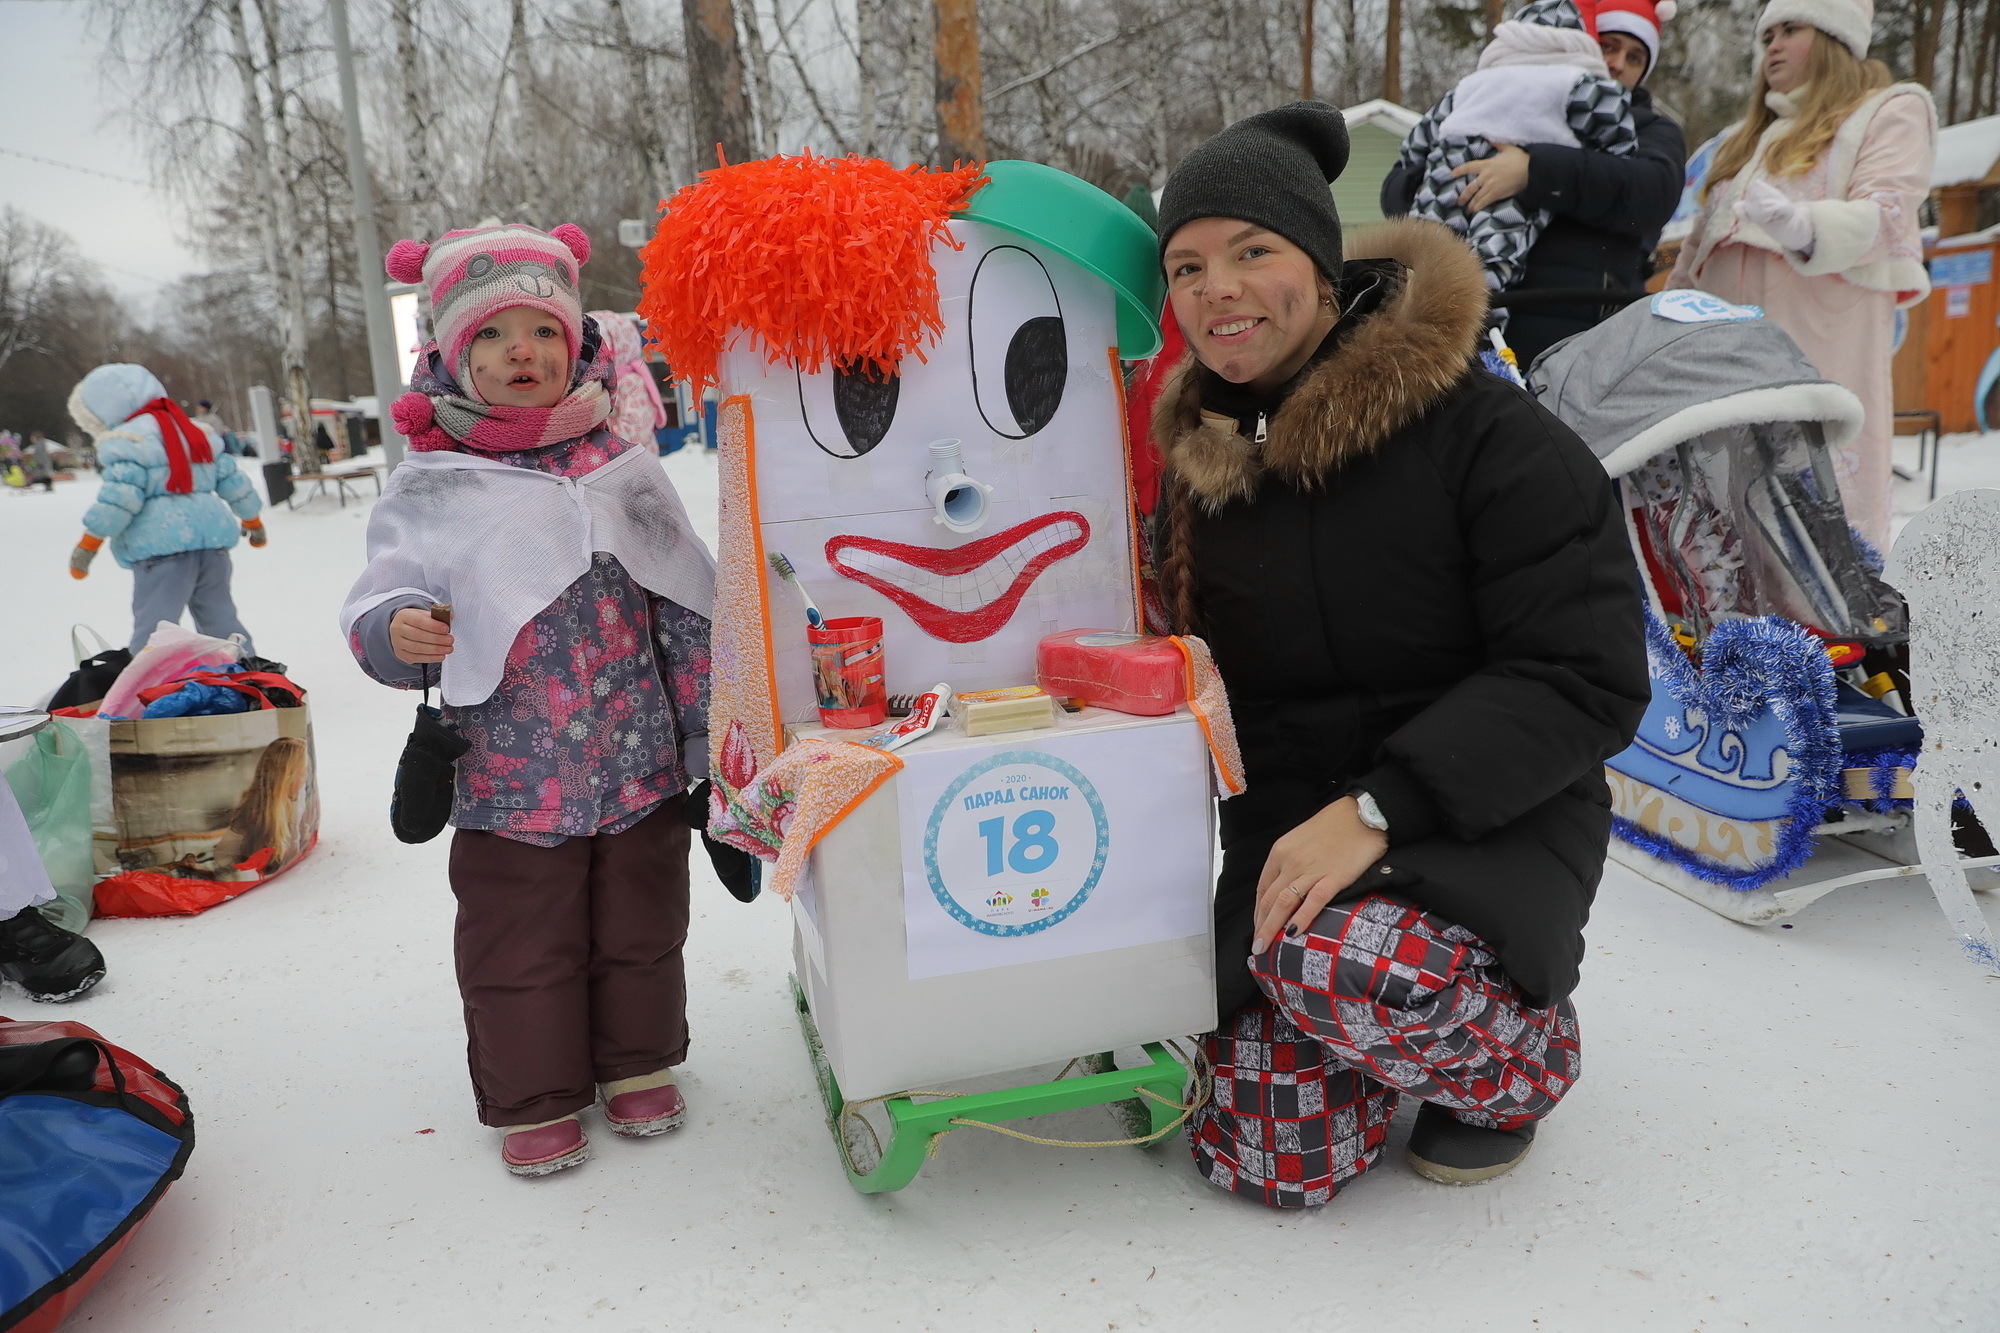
[
  {"xmin": 1751, "ymin": 0, "xmax": 1871, "ymax": 59},
  {"xmin": 384, "ymin": 222, "xmax": 592, "ymax": 386},
  {"xmin": 1596, "ymin": 0, "xmax": 1678, "ymax": 72}
]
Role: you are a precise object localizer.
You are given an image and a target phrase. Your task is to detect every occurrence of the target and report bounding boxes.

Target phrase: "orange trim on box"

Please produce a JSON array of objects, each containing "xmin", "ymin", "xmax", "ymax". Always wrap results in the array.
[{"xmin": 727, "ymin": 394, "xmax": 786, "ymax": 760}]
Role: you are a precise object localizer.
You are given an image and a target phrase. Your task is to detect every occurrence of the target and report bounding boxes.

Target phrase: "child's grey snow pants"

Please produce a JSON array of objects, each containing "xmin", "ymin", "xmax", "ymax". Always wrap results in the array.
[
  {"xmin": 129, "ymin": 548, "xmax": 254, "ymax": 655},
  {"xmin": 447, "ymin": 799, "xmax": 692, "ymax": 1127}
]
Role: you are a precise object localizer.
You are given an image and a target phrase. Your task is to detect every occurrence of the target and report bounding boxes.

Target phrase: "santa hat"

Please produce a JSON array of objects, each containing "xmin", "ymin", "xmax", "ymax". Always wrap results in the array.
[
  {"xmin": 1596, "ymin": 0, "xmax": 1676, "ymax": 73},
  {"xmin": 1751, "ymin": 0, "xmax": 1871, "ymax": 59},
  {"xmin": 383, "ymin": 222, "xmax": 592, "ymax": 387}
]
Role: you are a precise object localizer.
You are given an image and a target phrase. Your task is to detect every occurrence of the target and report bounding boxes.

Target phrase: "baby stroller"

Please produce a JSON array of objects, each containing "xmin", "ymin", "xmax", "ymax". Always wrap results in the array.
[{"xmin": 1532, "ymin": 291, "xmax": 2000, "ymax": 945}]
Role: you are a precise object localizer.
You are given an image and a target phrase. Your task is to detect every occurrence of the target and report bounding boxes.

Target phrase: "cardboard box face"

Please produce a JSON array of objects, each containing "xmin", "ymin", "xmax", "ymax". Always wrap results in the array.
[
  {"xmin": 793, "ymin": 707, "xmax": 1217, "ymax": 1100},
  {"xmin": 722, "ymin": 220, "xmax": 1139, "ymax": 721}
]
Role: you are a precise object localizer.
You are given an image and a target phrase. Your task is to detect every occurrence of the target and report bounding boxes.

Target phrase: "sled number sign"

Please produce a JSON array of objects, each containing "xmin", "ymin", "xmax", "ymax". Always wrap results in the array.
[
  {"xmin": 923, "ymin": 751, "xmax": 1109, "ymax": 939},
  {"xmin": 978, "ymin": 811, "xmax": 1060, "ymax": 876}
]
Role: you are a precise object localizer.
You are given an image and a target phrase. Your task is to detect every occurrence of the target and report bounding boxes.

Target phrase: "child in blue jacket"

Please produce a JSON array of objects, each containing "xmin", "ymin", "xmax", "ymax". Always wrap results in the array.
[{"xmin": 66, "ymin": 364, "xmax": 267, "ymax": 654}]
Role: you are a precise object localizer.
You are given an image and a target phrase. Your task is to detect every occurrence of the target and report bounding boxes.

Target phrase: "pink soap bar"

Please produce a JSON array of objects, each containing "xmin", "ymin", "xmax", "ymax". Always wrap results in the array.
[{"xmin": 1036, "ymin": 630, "xmax": 1186, "ymax": 717}]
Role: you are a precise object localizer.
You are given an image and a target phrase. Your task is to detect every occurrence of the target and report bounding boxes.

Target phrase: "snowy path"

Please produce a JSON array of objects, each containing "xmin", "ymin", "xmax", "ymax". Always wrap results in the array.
[{"xmin": 3, "ymin": 445, "xmax": 1998, "ymax": 1331}]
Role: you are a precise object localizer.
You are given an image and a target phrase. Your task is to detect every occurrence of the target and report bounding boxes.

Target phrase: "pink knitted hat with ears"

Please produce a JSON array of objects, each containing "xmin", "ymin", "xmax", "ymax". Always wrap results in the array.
[{"xmin": 384, "ymin": 222, "xmax": 592, "ymax": 389}]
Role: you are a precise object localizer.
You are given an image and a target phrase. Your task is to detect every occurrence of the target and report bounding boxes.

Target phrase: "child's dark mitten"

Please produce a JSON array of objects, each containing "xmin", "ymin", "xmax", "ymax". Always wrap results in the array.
[
  {"xmin": 703, "ymin": 833, "xmax": 761, "ymax": 903},
  {"xmin": 683, "ymin": 780, "xmax": 760, "ymax": 902},
  {"xmin": 390, "ymin": 703, "xmax": 470, "ymax": 844}
]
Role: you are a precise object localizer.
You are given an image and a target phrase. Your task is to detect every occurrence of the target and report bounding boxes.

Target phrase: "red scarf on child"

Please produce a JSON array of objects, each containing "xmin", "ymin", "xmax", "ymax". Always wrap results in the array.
[{"xmin": 124, "ymin": 397, "xmax": 214, "ymax": 493}]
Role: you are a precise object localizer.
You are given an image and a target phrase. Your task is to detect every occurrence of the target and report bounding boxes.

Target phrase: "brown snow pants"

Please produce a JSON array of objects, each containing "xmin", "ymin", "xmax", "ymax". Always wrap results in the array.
[{"xmin": 447, "ymin": 799, "xmax": 691, "ymax": 1127}]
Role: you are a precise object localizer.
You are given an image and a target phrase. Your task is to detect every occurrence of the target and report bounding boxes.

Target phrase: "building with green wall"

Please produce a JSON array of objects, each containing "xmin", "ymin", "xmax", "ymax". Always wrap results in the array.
[{"xmin": 1334, "ymin": 100, "xmax": 1421, "ymax": 224}]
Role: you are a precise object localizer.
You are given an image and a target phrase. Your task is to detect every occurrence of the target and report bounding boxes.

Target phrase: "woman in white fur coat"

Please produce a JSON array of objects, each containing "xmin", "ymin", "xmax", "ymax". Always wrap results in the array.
[{"xmin": 1668, "ymin": 0, "xmax": 1933, "ymax": 548}]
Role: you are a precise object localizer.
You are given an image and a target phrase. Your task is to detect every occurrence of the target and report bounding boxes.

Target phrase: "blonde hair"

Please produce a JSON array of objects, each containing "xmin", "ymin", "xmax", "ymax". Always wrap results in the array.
[
  {"xmin": 227, "ymin": 737, "xmax": 310, "ymax": 870},
  {"xmin": 1705, "ymin": 28, "xmax": 1890, "ymax": 197}
]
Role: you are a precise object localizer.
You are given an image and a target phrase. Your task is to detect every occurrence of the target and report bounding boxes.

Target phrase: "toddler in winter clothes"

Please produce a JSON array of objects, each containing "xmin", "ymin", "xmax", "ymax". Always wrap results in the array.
[
  {"xmin": 66, "ymin": 363, "xmax": 266, "ymax": 655},
  {"xmin": 340, "ymin": 222, "xmax": 718, "ymax": 1178},
  {"xmin": 1396, "ymin": 0, "xmax": 1641, "ymax": 293}
]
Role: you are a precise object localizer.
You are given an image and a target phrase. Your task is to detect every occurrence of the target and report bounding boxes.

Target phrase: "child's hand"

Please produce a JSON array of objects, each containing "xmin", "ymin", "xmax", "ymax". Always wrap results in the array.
[{"xmin": 390, "ymin": 606, "xmax": 455, "ymax": 664}]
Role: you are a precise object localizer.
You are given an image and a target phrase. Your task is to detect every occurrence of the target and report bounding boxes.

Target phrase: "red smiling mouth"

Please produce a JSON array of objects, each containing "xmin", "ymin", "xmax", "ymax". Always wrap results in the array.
[{"xmin": 825, "ymin": 512, "xmax": 1091, "ymax": 643}]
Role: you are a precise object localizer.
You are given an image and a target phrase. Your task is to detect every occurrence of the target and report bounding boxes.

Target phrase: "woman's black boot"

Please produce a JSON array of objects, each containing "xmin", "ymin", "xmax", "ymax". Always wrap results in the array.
[{"xmin": 1405, "ymin": 1101, "xmax": 1536, "ymax": 1185}]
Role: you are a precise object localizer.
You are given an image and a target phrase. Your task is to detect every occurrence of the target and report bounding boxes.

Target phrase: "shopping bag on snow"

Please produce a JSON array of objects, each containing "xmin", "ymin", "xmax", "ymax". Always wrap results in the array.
[
  {"xmin": 82, "ymin": 699, "xmax": 321, "ymax": 918},
  {"xmin": 1, "ymin": 722, "xmax": 95, "ymax": 932},
  {"xmin": 0, "ymin": 1016, "xmax": 193, "ymax": 1333}
]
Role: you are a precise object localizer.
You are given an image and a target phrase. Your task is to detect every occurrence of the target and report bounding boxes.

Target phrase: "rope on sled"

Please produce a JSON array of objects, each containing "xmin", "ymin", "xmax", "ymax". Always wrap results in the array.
[{"xmin": 833, "ymin": 1040, "xmax": 1213, "ymax": 1176}]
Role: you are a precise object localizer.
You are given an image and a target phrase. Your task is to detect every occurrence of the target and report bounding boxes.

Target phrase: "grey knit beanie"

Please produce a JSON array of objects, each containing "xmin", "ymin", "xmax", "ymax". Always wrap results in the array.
[{"xmin": 1156, "ymin": 102, "xmax": 1352, "ymax": 285}]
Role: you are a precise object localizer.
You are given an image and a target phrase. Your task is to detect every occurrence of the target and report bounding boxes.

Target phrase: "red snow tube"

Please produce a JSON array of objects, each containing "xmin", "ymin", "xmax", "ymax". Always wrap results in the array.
[{"xmin": 0, "ymin": 1019, "xmax": 194, "ymax": 1332}]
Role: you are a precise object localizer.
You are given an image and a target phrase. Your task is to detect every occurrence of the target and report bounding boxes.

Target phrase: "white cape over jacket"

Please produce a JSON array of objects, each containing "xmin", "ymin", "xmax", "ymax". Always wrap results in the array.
[{"xmin": 339, "ymin": 446, "xmax": 717, "ymax": 706}]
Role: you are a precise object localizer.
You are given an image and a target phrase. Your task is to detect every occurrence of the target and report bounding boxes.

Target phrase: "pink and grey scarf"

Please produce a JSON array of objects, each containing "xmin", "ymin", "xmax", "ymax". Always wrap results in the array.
[{"xmin": 391, "ymin": 323, "xmax": 615, "ymax": 455}]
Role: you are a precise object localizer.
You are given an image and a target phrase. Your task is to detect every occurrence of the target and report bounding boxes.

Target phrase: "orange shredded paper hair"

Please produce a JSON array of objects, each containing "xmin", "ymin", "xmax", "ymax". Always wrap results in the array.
[{"xmin": 636, "ymin": 153, "xmax": 988, "ymax": 390}]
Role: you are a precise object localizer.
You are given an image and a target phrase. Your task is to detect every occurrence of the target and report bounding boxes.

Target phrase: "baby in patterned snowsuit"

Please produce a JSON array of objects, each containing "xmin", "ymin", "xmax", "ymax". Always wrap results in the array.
[
  {"xmin": 341, "ymin": 222, "xmax": 717, "ymax": 1179},
  {"xmin": 1398, "ymin": 0, "xmax": 1639, "ymax": 294}
]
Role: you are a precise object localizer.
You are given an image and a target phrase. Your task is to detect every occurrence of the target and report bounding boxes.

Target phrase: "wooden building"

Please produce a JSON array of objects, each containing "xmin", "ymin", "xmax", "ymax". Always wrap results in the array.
[{"xmin": 1892, "ymin": 114, "xmax": 2000, "ymax": 433}]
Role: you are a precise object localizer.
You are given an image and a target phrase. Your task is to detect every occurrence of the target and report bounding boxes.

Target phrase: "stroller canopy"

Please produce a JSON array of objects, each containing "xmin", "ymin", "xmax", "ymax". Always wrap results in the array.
[{"xmin": 1530, "ymin": 292, "xmax": 1865, "ymax": 478}]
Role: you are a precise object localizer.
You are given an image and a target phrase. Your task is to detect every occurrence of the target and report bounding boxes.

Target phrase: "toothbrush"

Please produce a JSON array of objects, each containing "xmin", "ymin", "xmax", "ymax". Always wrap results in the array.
[{"xmin": 768, "ymin": 551, "xmax": 825, "ymax": 628}]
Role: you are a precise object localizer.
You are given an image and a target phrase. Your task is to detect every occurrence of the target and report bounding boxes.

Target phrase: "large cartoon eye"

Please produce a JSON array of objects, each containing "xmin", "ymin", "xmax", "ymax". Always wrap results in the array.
[
  {"xmin": 798, "ymin": 360, "xmax": 900, "ymax": 459},
  {"xmin": 969, "ymin": 246, "xmax": 1066, "ymax": 438}
]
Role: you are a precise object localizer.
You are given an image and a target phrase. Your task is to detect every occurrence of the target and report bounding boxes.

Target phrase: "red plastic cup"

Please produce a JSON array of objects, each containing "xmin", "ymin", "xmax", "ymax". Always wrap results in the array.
[{"xmin": 808, "ymin": 616, "xmax": 887, "ymax": 729}]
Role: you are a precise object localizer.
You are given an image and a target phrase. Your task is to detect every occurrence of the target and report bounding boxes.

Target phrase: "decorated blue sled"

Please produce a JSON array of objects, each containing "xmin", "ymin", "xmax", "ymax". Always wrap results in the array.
[{"xmin": 1533, "ymin": 293, "xmax": 2000, "ymax": 930}]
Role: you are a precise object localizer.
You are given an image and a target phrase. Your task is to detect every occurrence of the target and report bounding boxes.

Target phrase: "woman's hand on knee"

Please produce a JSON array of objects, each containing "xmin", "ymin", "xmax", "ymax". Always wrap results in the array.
[
  {"xmin": 1251, "ymin": 797, "xmax": 1389, "ymax": 955},
  {"xmin": 389, "ymin": 606, "xmax": 455, "ymax": 664}
]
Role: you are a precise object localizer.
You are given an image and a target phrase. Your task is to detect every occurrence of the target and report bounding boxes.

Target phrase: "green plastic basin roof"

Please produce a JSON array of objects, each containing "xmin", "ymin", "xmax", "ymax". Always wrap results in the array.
[{"xmin": 957, "ymin": 160, "xmax": 1166, "ymax": 361}]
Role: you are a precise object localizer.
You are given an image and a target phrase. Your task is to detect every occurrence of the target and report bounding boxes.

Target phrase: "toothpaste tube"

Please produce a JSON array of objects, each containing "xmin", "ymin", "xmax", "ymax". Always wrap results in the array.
[{"xmin": 858, "ymin": 682, "xmax": 950, "ymax": 751}]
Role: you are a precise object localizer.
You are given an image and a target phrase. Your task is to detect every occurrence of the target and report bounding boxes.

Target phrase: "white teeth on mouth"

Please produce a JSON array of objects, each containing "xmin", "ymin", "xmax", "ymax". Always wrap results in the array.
[
  {"xmin": 1213, "ymin": 319, "xmax": 1258, "ymax": 336},
  {"xmin": 838, "ymin": 519, "xmax": 1085, "ymax": 612}
]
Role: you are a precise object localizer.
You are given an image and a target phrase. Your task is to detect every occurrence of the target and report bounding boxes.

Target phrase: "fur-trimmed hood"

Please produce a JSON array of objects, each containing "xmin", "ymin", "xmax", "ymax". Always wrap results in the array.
[
  {"xmin": 1156, "ymin": 218, "xmax": 1489, "ymax": 511},
  {"xmin": 68, "ymin": 363, "xmax": 168, "ymax": 440}
]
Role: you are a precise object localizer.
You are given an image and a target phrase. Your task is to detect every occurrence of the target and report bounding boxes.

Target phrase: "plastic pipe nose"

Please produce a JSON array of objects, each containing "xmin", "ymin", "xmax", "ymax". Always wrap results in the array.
[{"xmin": 926, "ymin": 438, "xmax": 992, "ymax": 534}]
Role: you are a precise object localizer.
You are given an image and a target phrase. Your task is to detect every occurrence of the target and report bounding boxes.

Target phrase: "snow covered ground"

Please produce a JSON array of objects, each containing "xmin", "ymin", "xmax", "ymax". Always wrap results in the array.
[{"xmin": 4, "ymin": 440, "xmax": 2000, "ymax": 1332}]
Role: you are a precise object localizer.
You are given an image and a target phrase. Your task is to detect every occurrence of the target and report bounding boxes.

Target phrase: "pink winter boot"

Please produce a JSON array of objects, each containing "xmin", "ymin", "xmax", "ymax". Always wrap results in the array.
[
  {"xmin": 601, "ymin": 1071, "xmax": 685, "ymax": 1137},
  {"xmin": 501, "ymin": 1115, "xmax": 589, "ymax": 1177}
]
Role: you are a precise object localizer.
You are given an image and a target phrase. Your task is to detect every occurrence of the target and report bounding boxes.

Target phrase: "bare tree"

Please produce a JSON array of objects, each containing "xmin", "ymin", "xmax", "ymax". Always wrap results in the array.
[
  {"xmin": 684, "ymin": 0, "xmax": 756, "ymax": 164},
  {"xmin": 0, "ymin": 209, "xmax": 78, "ymax": 377},
  {"xmin": 607, "ymin": 0, "xmax": 678, "ymax": 204},
  {"xmin": 935, "ymin": 0, "xmax": 987, "ymax": 162},
  {"xmin": 392, "ymin": 0, "xmax": 444, "ymax": 240}
]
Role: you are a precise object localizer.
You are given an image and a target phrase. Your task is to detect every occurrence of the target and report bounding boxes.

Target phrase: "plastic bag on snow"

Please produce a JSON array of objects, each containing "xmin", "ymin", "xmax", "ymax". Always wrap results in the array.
[
  {"xmin": 98, "ymin": 622, "xmax": 240, "ymax": 721},
  {"xmin": 1, "ymin": 723, "xmax": 95, "ymax": 932}
]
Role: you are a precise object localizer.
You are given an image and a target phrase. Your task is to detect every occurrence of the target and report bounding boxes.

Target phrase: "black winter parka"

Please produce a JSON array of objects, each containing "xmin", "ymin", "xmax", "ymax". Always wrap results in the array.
[
  {"xmin": 1156, "ymin": 220, "xmax": 1649, "ymax": 1013},
  {"xmin": 1380, "ymin": 86, "xmax": 1688, "ymax": 367}
]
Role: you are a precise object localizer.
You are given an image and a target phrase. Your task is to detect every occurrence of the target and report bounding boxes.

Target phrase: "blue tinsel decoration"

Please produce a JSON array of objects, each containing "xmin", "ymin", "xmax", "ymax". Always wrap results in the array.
[
  {"xmin": 1839, "ymin": 744, "xmax": 1921, "ymax": 814},
  {"xmin": 1614, "ymin": 608, "xmax": 1841, "ymax": 892}
]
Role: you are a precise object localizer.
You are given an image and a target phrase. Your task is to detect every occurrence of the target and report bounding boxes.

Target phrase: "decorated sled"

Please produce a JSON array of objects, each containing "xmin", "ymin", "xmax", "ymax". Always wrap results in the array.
[
  {"xmin": 641, "ymin": 156, "xmax": 1239, "ymax": 1189},
  {"xmin": 1534, "ymin": 292, "xmax": 2000, "ymax": 965}
]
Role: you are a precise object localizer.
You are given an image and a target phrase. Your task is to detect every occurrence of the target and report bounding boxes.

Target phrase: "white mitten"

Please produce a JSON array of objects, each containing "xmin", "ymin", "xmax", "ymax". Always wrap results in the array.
[{"xmin": 1735, "ymin": 180, "xmax": 1815, "ymax": 254}]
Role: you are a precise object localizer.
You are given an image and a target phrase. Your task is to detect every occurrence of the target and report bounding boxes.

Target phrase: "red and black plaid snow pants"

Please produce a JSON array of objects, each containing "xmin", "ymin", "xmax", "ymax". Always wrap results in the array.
[{"xmin": 1189, "ymin": 894, "xmax": 1580, "ymax": 1208}]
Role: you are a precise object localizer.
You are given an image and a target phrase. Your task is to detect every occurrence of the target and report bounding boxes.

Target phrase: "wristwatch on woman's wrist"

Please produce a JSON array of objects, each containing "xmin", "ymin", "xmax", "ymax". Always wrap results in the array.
[{"xmin": 1354, "ymin": 790, "xmax": 1390, "ymax": 834}]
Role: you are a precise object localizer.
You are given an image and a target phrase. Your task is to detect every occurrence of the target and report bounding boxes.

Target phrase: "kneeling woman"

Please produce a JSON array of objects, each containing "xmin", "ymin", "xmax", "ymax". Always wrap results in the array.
[{"xmin": 1152, "ymin": 104, "xmax": 1649, "ymax": 1206}]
